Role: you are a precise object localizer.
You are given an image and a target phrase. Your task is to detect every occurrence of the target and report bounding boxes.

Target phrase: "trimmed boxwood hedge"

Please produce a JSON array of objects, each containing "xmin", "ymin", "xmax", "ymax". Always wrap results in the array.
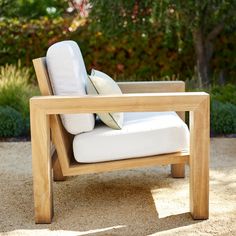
[
  {"xmin": 0, "ymin": 106, "xmax": 25, "ymax": 138},
  {"xmin": 211, "ymin": 100, "xmax": 236, "ymax": 135}
]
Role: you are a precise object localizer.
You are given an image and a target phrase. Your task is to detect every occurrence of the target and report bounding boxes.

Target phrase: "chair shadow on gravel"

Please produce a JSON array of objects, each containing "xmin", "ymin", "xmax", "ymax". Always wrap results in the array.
[
  {"xmin": 1, "ymin": 169, "xmax": 200, "ymax": 235},
  {"xmin": 50, "ymin": 174, "xmax": 200, "ymax": 235}
]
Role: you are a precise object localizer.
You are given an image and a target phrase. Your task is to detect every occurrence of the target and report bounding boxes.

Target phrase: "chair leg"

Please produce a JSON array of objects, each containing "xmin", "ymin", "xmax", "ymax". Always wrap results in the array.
[
  {"xmin": 171, "ymin": 163, "xmax": 185, "ymax": 178},
  {"xmin": 31, "ymin": 110, "xmax": 53, "ymax": 223},
  {"xmin": 189, "ymin": 98, "xmax": 209, "ymax": 220},
  {"xmin": 52, "ymin": 151, "xmax": 66, "ymax": 181},
  {"xmin": 32, "ymin": 166, "xmax": 54, "ymax": 224}
]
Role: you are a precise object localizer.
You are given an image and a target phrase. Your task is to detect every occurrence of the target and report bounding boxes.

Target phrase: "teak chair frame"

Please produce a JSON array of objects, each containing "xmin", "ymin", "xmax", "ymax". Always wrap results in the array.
[{"xmin": 31, "ymin": 57, "xmax": 210, "ymax": 223}]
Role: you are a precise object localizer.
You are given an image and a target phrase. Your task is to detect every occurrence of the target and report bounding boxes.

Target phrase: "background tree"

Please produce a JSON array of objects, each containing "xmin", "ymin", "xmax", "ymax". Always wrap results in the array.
[
  {"xmin": 89, "ymin": 0, "xmax": 236, "ymax": 87},
  {"xmin": 165, "ymin": 1, "xmax": 236, "ymax": 87}
]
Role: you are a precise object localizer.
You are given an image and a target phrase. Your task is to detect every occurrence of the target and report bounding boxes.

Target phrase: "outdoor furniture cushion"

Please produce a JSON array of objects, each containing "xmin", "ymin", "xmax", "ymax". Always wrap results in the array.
[
  {"xmin": 73, "ymin": 111, "xmax": 189, "ymax": 163},
  {"xmin": 46, "ymin": 40, "xmax": 95, "ymax": 135},
  {"xmin": 87, "ymin": 69, "xmax": 124, "ymax": 129}
]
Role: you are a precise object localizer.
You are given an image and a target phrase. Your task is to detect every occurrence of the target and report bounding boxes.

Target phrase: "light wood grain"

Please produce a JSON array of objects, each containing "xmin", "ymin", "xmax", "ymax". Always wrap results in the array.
[
  {"xmin": 33, "ymin": 58, "xmax": 73, "ymax": 177},
  {"xmin": 118, "ymin": 81, "xmax": 185, "ymax": 93},
  {"xmin": 118, "ymin": 81, "xmax": 186, "ymax": 121},
  {"xmin": 189, "ymin": 97, "xmax": 210, "ymax": 219},
  {"xmin": 30, "ymin": 92, "xmax": 208, "ymax": 114},
  {"xmin": 52, "ymin": 151, "xmax": 66, "ymax": 181},
  {"xmin": 65, "ymin": 152, "xmax": 189, "ymax": 176},
  {"xmin": 31, "ymin": 57, "xmax": 209, "ymax": 223},
  {"xmin": 30, "ymin": 92, "xmax": 209, "ymax": 171},
  {"xmin": 30, "ymin": 106, "xmax": 53, "ymax": 223},
  {"xmin": 30, "ymin": 93, "xmax": 209, "ymax": 221},
  {"xmin": 171, "ymin": 163, "xmax": 185, "ymax": 178}
]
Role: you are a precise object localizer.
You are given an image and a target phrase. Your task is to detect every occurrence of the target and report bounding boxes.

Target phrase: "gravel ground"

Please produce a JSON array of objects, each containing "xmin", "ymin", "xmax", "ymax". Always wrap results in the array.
[{"xmin": 0, "ymin": 138, "xmax": 235, "ymax": 235}]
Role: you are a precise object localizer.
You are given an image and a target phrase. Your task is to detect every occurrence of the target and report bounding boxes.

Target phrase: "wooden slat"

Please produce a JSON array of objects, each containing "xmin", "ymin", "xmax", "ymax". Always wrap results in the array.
[
  {"xmin": 33, "ymin": 58, "xmax": 53, "ymax": 95},
  {"xmin": 118, "ymin": 81, "xmax": 185, "ymax": 93},
  {"xmin": 52, "ymin": 151, "xmax": 66, "ymax": 181},
  {"xmin": 189, "ymin": 97, "xmax": 210, "ymax": 219},
  {"xmin": 31, "ymin": 106, "xmax": 53, "ymax": 223},
  {"xmin": 171, "ymin": 163, "xmax": 185, "ymax": 178},
  {"xmin": 30, "ymin": 92, "xmax": 208, "ymax": 114},
  {"xmin": 33, "ymin": 58, "xmax": 73, "ymax": 174},
  {"xmin": 65, "ymin": 152, "xmax": 189, "ymax": 176}
]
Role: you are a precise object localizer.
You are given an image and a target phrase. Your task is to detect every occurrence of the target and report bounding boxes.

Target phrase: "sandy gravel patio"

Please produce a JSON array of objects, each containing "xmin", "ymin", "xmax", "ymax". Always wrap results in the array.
[{"xmin": 0, "ymin": 138, "xmax": 235, "ymax": 235}]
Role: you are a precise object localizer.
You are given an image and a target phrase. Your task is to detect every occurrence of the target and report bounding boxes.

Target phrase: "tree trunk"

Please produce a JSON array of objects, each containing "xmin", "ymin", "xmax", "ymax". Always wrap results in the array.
[{"xmin": 192, "ymin": 29, "xmax": 211, "ymax": 87}]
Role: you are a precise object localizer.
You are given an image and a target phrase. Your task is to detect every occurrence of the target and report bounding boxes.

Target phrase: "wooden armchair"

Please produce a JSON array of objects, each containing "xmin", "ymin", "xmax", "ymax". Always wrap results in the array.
[{"xmin": 31, "ymin": 46, "xmax": 209, "ymax": 224}]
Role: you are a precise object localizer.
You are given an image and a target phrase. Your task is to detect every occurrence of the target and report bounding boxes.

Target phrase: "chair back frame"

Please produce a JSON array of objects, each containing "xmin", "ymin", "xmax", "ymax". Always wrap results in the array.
[
  {"xmin": 32, "ymin": 57, "xmax": 188, "ymax": 176},
  {"xmin": 33, "ymin": 58, "xmax": 73, "ymax": 171}
]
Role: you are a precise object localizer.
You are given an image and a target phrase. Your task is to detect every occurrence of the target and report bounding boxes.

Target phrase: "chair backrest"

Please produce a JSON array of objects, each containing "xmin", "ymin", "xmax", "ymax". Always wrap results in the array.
[
  {"xmin": 33, "ymin": 57, "xmax": 73, "ymax": 171},
  {"xmin": 33, "ymin": 41, "xmax": 96, "ymax": 171},
  {"xmin": 32, "ymin": 42, "xmax": 185, "ymax": 171},
  {"xmin": 46, "ymin": 40, "xmax": 95, "ymax": 135}
]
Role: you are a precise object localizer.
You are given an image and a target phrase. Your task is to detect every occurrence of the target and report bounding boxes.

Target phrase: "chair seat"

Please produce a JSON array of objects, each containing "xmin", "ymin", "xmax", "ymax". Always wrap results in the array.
[{"xmin": 73, "ymin": 112, "xmax": 189, "ymax": 163}]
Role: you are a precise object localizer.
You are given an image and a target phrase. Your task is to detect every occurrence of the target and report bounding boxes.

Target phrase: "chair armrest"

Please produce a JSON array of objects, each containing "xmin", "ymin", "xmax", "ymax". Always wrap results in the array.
[
  {"xmin": 117, "ymin": 81, "xmax": 185, "ymax": 93},
  {"xmin": 30, "ymin": 92, "xmax": 209, "ymax": 114}
]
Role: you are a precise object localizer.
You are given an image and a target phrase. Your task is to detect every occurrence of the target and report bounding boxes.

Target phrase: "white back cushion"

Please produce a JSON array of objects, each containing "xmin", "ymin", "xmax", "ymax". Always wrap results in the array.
[{"xmin": 46, "ymin": 40, "xmax": 95, "ymax": 134}]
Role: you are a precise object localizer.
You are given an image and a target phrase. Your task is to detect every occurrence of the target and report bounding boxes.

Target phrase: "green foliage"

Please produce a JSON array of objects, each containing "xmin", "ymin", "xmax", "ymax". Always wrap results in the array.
[
  {"xmin": 0, "ymin": 106, "xmax": 24, "ymax": 137},
  {"xmin": 89, "ymin": 0, "xmax": 236, "ymax": 85},
  {"xmin": 89, "ymin": 1, "xmax": 236, "ymax": 38},
  {"xmin": 189, "ymin": 84, "xmax": 236, "ymax": 135},
  {"xmin": 0, "ymin": 1, "xmax": 235, "ymax": 138},
  {"xmin": 212, "ymin": 33, "xmax": 236, "ymax": 84},
  {"xmin": 0, "ymin": 14, "xmax": 236, "ymax": 82},
  {"xmin": 211, "ymin": 84, "xmax": 236, "ymax": 106},
  {"xmin": 0, "ymin": 63, "xmax": 39, "ymax": 136},
  {"xmin": 0, "ymin": 17, "xmax": 71, "ymax": 66},
  {"xmin": 0, "ymin": 61, "xmax": 29, "ymax": 84},
  {"xmin": 211, "ymin": 100, "xmax": 236, "ymax": 135},
  {"xmin": 0, "ymin": 62, "xmax": 37, "ymax": 117},
  {"xmin": 89, "ymin": 1, "xmax": 155, "ymax": 37},
  {"xmin": 209, "ymin": 83, "xmax": 236, "ymax": 135},
  {"xmin": 73, "ymin": 29, "xmax": 194, "ymax": 81},
  {"xmin": 0, "ymin": 0, "xmax": 67, "ymax": 19}
]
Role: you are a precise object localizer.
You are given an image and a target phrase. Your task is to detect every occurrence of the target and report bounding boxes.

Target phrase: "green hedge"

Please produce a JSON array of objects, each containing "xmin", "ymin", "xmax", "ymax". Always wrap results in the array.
[
  {"xmin": 0, "ymin": 63, "xmax": 39, "ymax": 138},
  {"xmin": 209, "ymin": 84, "xmax": 236, "ymax": 135},
  {"xmin": 1, "ymin": 17, "xmax": 236, "ymax": 82},
  {"xmin": 0, "ymin": 17, "xmax": 71, "ymax": 66},
  {"xmin": 211, "ymin": 100, "xmax": 236, "ymax": 135},
  {"xmin": 0, "ymin": 106, "xmax": 25, "ymax": 137},
  {"xmin": 73, "ymin": 30, "xmax": 194, "ymax": 81},
  {"xmin": 211, "ymin": 84, "xmax": 236, "ymax": 106}
]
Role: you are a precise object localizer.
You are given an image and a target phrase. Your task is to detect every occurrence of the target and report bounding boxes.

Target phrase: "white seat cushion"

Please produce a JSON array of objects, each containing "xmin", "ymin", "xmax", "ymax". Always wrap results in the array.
[
  {"xmin": 46, "ymin": 40, "xmax": 95, "ymax": 135},
  {"xmin": 73, "ymin": 112, "xmax": 189, "ymax": 163}
]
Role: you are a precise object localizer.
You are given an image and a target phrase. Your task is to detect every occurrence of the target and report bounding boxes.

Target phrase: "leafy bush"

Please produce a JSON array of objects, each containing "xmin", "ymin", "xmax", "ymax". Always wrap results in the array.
[
  {"xmin": 1, "ymin": 16, "xmax": 236, "ymax": 83},
  {"xmin": 211, "ymin": 100, "xmax": 236, "ymax": 135},
  {"xmin": 0, "ymin": 0, "xmax": 67, "ymax": 19},
  {"xmin": 0, "ymin": 17, "xmax": 71, "ymax": 66},
  {"xmin": 0, "ymin": 106, "xmax": 25, "ymax": 138},
  {"xmin": 211, "ymin": 84, "xmax": 236, "ymax": 106}
]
